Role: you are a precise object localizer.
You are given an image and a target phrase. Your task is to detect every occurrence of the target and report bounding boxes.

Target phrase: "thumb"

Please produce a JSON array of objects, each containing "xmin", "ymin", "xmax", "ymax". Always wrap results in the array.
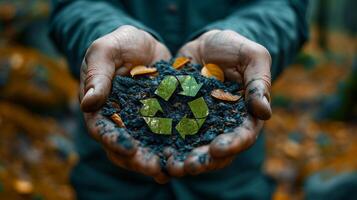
[
  {"xmin": 80, "ymin": 43, "xmax": 117, "ymax": 112},
  {"xmin": 177, "ymin": 40, "xmax": 201, "ymax": 64},
  {"xmin": 244, "ymin": 50, "xmax": 272, "ymax": 120}
]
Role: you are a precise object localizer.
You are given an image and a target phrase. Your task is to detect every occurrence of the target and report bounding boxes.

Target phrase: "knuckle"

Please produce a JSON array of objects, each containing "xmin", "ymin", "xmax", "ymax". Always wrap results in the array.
[
  {"xmin": 86, "ymin": 38, "xmax": 116, "ymax": 59},
  {"xmin": 253, "ymin": 45, "xmax": 272, "ymax": 63},
  {"xmin": 90, "ymin": 38, "xmax": 110, "ymax": 51},
  {"xmin": 117, "ymin": 25, "xmax": 138, "ymax": 33},
  {"xmin": 220, "ymin": 29, "xmax": 236, "ymax": 36},
  {"xmin": 217, "ymin": 30, "xmax": 239, "ymax": 42}
]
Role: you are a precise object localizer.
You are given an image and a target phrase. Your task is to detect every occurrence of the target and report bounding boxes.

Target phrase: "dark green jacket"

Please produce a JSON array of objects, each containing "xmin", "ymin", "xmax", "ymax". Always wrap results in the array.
[
  {"xmin": 50, "ymin": 1, "xmax": 308, "ymax": 199},
  {"xmin": 50, "ymin": 0, "xmax": 308, "ymax": 80}
]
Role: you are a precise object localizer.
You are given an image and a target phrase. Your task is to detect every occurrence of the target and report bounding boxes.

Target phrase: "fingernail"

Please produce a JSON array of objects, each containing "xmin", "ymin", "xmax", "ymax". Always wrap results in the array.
[
  {"xmin": 81, "ymin": 88, "xmax": 94, "ymax": 105},
  {"xmin": 263, "ymin": 96, "xmax": 270, "ymax": 104},
  {"xmin": 260, "ymin": 96, "xmax": 272, "ymax": 120},
  {"xmin": 85, "ymin": 88, "xmax": 94, "ymax": 97},
  {"xmin": 80, "ymin": 88, "xmax": 95, "ymax": 111},
  {"xmin": 264, "ymin": 91, "xmax": 272, "ymax": 102}
]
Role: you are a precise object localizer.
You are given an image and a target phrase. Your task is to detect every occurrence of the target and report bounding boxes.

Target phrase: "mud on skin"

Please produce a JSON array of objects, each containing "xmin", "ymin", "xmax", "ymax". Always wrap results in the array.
[{"xmin": 101, "ymin": 60, "xmax": 248, "ymax": 168}]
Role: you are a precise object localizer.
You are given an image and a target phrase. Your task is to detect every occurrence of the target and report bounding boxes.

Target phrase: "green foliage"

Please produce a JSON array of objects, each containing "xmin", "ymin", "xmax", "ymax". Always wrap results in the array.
[
  {"xmin": 143, "ymin": 117, "xmax": 172, "ymax": 135},
  {"xmin": 188, "ymin": 97, "xmax": 209, "ymax": 118},
  {"xmin": 175, "ymin": 98, "xmax": 209, "ymax": 138},
  {"xmin": 175, "ymin": 115, "xmax": 200, "ymax": 139},
  {"xmin": 178, "ymin": 75, "xmax": 203, "ymax": 97},
  {"xmin": 141, "ymin": 75, "xmax": 209, "ymax": 138},
  {"xmin": 196, "ymin": 118, "xmax": 206, "ymax": 127},
  {"xmin": 140, "ymin": 98, "xmax": 163, "ymax": 117},
  {"xmin": 155, "ymin": 76, "xmax": 178, "ymax": 101}
]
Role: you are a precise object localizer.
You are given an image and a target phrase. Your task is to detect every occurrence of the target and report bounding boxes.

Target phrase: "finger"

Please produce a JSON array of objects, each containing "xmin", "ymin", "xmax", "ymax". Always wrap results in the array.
[
  {"xmin": 163, "ymin": 147, "xmax": 175, "ymax": 158},
  {"xmin": 106, "ymin": 150, "xmax": 131, "ymax": 169},
  {"xmin": 84, "ymin": 111, "xmax": 137, "ymax": 156},
  {"xmin": 209, "ymin": 115, "xmax": 263, "ymax": 158},
  {"xmin": 130, "ymin": 147, "xmax": 163, "ymax": 176},
  {"xmin": 184, "ymin": 146, "xmax": 234, "ymax": 175},
  {"xmin": 166, "ymin": 155, "xmax": 185, "ymax": 177},
  {"xmin": 154, "ymin": 173, "xmax": 170, "ymax": 184},
  {"xmin": 177, "ymin": 40, "xmax": 201, "ymax": 64},
  {"xmin": 185, "ymin": 146, "xmax": 211, "ymax": 175},
  {"xmin": 244, "ymin": 47, "xmax": 272, "ymax": 120},
  {"xmin": 107, "ymin": 147, "xmax": 169, "ymax": 182},
  {"xmin": 80, "ymin": 38, "xmax": 119, "ymax": 112},
  {"xmin": 178, "ymin": 30, "xmax": 221, "ymax": 65},
  {"xmin": 151, "ymin": 41, "xmax": 172, "ymax": 64}
]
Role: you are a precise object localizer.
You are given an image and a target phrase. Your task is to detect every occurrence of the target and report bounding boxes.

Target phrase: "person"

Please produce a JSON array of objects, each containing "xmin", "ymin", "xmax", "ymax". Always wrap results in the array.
[{"xmin": 50, "ymin": 0, "xmax": 308, "ymax": 199}]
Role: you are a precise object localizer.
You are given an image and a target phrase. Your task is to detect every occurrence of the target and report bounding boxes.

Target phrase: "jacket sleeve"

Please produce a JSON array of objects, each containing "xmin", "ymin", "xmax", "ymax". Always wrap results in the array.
[
  {"xmin": 195, "ymin": 0, "xmax": 309, "ymax": 80},
  {"xmin": 49, "ymin": 0, "xmax": 162, "ymax": 78}
]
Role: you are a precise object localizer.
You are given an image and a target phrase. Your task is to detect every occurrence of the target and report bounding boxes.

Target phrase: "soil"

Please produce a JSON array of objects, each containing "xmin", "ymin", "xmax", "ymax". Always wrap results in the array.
[{"xmin": 101, "ymin": 60, "xmax": 247, "ymax": 167}]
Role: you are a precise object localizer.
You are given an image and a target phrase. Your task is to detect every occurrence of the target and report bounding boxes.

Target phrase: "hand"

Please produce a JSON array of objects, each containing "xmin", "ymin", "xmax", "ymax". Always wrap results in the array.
[
  {"xmin": 79, "ymin": 25, "xmax": 171, "ymax": 183},
  {"xmin": 166, "ymin": 30, "xmax": 272, "ymax": 176}
]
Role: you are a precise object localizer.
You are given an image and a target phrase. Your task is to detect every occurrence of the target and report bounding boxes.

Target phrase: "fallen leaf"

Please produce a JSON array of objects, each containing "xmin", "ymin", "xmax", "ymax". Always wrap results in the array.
[
  {"xmin": 111, "ymin": 113, "xmax": 126, "ymax": 128},
  {"xmin": 130, "ymin": 65, "xmax": 157, "ymax": 77},
  {"xmin": 13, "ymin": 179, "xmax": 33, "ymax": 195},
  {"xmin": 172, "ymin": 57, "xmax": 190, "ymax": 69},
  {"xmin": 211, "ymin": 89, "xmax": 241, "ymax": 102},
  {"xmin": 201, "ymin": 63, "xmax": 224, "ymax": 82}
]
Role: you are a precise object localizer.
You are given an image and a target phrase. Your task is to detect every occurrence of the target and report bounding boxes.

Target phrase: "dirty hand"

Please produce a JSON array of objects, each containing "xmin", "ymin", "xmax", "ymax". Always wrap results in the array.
[
  {"xmin": 166, "ymin": 30, "xmax": 271, "ymax": 176},
  {"xmin": 79, "ymin": 25, "xmax": 171, "ymax": 183}
]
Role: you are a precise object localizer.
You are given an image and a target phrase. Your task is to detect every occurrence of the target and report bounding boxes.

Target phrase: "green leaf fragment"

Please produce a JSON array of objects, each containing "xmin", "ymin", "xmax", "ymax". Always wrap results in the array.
[
  {"xmin": 196, "ymin": 118, "xmax": 206, "ymax": 128},
  {"xmin": 178, "ymin": 75, "xmax": 203, "ymax": 97},
  {"xmin": 155, "ymin": 75, "xmax": 178, "ymax": 101},
  {"xmin": 141, "ymin": 76, "xmax": 209, "ymax": 138},
  {"xmin": 143, "ymin": 117, "xmax": 172, "ymax": 135},
  {"xmin": 188, "ymin": 97, "xmax": 209, "ymax": 118},
  {"xmin": 140, "ymin": 98, "xmax": 163, "ymax": 117},
  {"xmin": 175, "ymin": 115, "xmax": 200, "ymax": 139}
]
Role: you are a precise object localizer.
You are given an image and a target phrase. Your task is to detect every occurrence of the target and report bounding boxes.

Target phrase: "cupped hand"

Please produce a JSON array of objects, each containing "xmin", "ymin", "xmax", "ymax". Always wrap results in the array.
[
  {"xmin": 166, "ymin": 30, "xmax": 272, "ymax": 177},
  {"xmin": 79, "ymin": 25, "xmax": 171, "ymax": 183}
]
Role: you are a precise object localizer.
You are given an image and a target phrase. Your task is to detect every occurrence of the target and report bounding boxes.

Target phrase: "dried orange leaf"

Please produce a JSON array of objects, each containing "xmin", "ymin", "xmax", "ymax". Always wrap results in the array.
[
  {"xmin": 13, "ymin": 179, "xmax": 33, "ymax": 195},
  {"xmin": 130, "ymin": 65, "xmax": 157, "ymax": 77},
  {"xmin": 211, "ymin": 89, "xmax": 241, "ymax": 102},
  {"xmin": 201, "ymin": 63, "xmax": 224, "ymax": 82},
  {"xmin": 148, "ymin": 72, "xmax": 159, "ymax": 78},
  {"xmin": 111, "ymin": 113, "xmax": 126, "ymax": 128},
  {"xmin": 172, "ymin": 57, "xmax": 190, "ymax": 69}
]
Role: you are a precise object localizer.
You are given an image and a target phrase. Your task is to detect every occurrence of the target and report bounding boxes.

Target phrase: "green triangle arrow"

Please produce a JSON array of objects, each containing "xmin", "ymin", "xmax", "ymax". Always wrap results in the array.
[
  {"xmin": 175, "ymin": 115, "xmax": 207, "ymax": 139},
  {"xmin": 196, "ymin": 118, "xmax": 206, "ymax": 128},
  {"xmin": 188, "ymin": 97, "xmax": 209, "ymax": 118},
  {"xmin": 175, "ymin": 115, "xmax": 199, "ymax": 139},
  {"xmin": 140, "ymin": 75, "xmax": 209, "ymax": 138},
  {"xmin": 178, "ymin": 75, "xmax": 203, "ymax": 97},
  {"xmin": 140, "ymin": 98, "xmax": 163, "ymax": 117},
  {"xmin": 155, "ymin": 75, "xmax": 179, "ymax": 101},
  {"xmin": 143, "ymin": 117, "xmax": 172, "ymax": 135}
]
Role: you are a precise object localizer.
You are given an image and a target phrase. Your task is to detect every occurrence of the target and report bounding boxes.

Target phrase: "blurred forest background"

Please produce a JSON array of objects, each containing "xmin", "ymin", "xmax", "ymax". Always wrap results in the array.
[{"xmin": 0, "ymin": 0, "xmax": 356, "ymax": 199}]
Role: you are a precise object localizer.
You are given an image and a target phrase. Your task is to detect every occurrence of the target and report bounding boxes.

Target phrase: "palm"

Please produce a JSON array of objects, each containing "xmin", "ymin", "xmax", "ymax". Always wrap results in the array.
[
  {"xmin": 79, "ymin": 25, "xmax": 171, "ymax": 183},
  {"xmin": 165, "ymin": 30, "xmax": 272, "ymax": 176}
]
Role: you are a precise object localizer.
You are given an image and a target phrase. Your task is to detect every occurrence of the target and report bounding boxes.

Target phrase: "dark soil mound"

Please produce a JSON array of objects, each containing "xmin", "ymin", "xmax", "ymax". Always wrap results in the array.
[{"xmin": 101, "ymin": 60, "xmax": 247, "ymax": 167}]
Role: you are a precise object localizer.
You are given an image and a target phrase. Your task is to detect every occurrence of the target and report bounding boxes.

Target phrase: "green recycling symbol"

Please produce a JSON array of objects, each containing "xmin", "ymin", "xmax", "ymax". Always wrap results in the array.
[{"xmin": 140, "ymin": 75, "xmax": 209, "ymax": 139}]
